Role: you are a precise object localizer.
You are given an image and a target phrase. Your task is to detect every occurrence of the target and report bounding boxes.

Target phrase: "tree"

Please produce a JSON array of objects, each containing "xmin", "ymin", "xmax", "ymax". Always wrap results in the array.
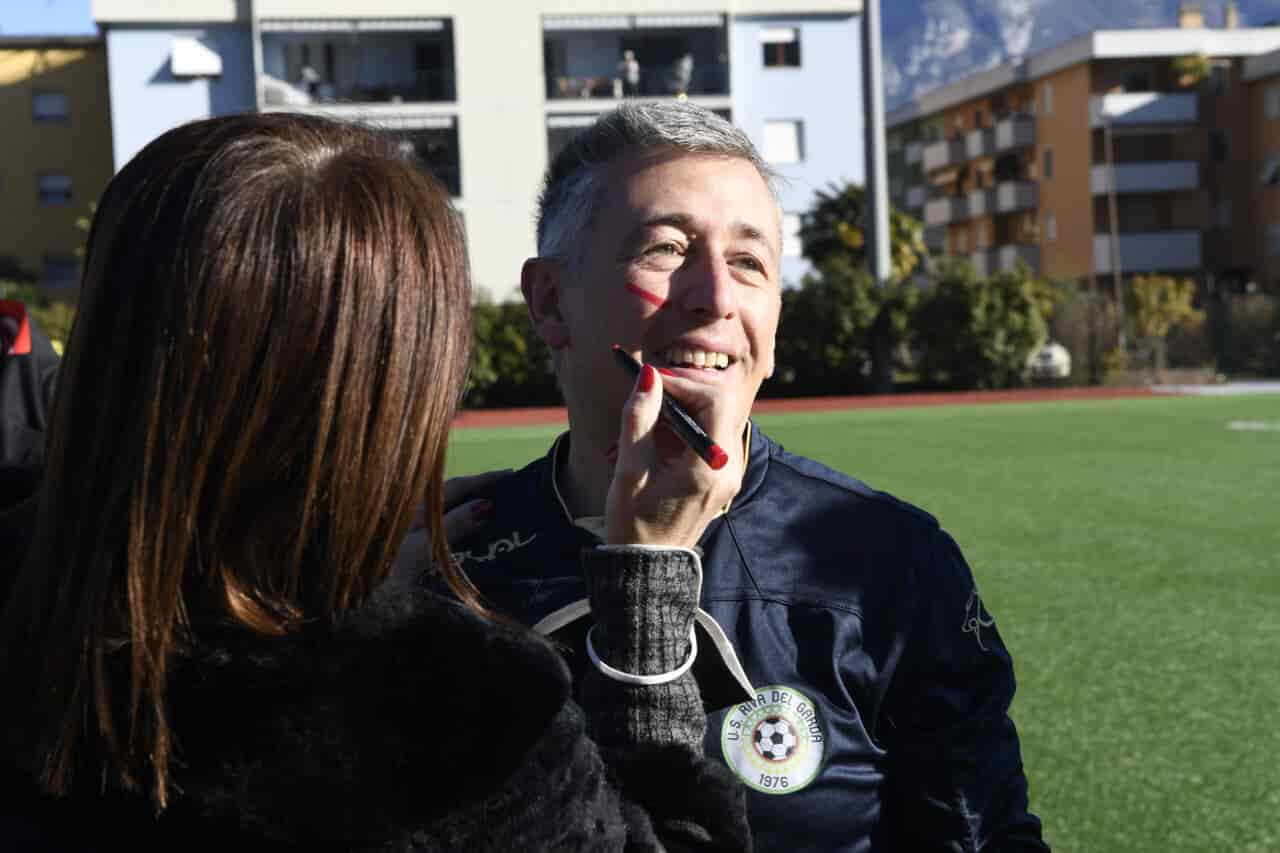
[
  {"xmin": 913, "ymin": 259, "xmax": 1060, "ymax": 390},
  {"xmin": 794, "ymin": 182, "xmax": 927, "ymax": 392},
  {"xmin": 798, "ymin": 182, "xmax": 927, "ymax": 282},
  {"xmin": 1127, "ymin": 274, "xmax": 1203, "ymax": 377}
]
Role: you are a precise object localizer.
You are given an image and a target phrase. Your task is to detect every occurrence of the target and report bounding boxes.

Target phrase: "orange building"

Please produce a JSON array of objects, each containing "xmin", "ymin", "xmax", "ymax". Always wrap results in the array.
[
  {"xmin": 0, "ymin": 36, "xmax": 112, "ymax": 290},
  {"xmin": 887, "ymin": 16, "xmax": 1280, "ymax": 290}
]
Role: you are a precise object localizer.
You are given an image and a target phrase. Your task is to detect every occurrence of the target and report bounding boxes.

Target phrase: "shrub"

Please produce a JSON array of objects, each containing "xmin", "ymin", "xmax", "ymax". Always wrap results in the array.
[
  {"xmin": 464, "ymin": 298, "xmax": 560, "ymax": 408},
  {"xmin": 913, "ymin": 259, "xmax": 1059, "ymax": 390}
]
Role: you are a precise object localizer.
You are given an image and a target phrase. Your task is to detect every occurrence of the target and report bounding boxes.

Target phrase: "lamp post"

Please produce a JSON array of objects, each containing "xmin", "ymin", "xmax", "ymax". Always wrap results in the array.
[{"xmin": 1102, "ymin": 115, "xmax": 1127, "ymax": 352}]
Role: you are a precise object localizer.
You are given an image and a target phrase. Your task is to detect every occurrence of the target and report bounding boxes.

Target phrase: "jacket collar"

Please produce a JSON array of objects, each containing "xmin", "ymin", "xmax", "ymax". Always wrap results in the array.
[{"xmin": 542, "ymin": 420, "xmax": 774, "ymax": 531}]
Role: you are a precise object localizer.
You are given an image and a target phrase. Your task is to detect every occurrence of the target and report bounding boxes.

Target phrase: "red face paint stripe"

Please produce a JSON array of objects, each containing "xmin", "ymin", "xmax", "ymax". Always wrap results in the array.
[
  {"xmin": 624, "ymin": 282, "xmax": 666, "ymax": 308},
  {"xmin": 0, "ymin": 300, "xmax": 32, "ymax": 356}
]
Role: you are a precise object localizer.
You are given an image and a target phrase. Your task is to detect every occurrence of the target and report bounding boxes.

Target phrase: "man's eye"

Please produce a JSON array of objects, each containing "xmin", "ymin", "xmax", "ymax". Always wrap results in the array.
[
  {"xmin": 646, "ymin": 242, "xmax": 684, "ymax": 256},
  {"xmin": 734, "ymin": 255, "xmax": 765, "ymax": 273}
]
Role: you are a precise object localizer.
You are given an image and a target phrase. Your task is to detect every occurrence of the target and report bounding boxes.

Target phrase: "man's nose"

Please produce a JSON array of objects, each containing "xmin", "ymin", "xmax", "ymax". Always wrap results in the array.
[{"xmin": 678, "ymin": 251, "xmax": 737, "ymax": 319}]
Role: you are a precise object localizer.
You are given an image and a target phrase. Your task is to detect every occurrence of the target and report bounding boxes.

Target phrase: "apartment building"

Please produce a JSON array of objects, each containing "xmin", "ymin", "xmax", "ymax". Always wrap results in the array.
[
  {"xmin": 1243, "ymin": 47, "xmax": 1280, "ymax": 290},
  {"xmin": 0, "ymin": 36, "xmax": 113, "ymax": 289},
  {"xmin": 93, "ymin": 1, "xmax": 866, "ymax": 297},
  {"xmin": 886, "ymin": 14, "xmax": 1280, "ymax": 288}
]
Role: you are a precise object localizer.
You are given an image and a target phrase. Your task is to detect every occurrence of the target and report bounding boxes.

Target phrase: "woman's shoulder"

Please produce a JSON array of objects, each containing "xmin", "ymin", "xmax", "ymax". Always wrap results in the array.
[{"xmin": 163, "ymin": 586, "xmax": 582, "ymax": 845}]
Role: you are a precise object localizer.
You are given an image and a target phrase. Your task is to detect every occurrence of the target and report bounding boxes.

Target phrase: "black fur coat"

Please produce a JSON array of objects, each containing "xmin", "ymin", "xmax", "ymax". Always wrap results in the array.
[{"xmin": 0, "ymin": 581, "xmax": 749, "ymax": 851}]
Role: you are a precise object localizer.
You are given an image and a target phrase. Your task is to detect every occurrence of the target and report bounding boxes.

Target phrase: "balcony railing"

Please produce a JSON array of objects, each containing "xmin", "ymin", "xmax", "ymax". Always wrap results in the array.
[
  {"xmin": 546, "ymin": 64, "xmax": 727, "ymax": 100},
  {"xmin": 923, "ymin": 138, "xmax": 966, "ymax": 172},
  {"xmin": 995, "ymin": 181, "xmax": 1037, "ymax": 214},
  {"xmin": 994, "ymin": 115, "xmax": 1035, "ymax": 152},
  {"xmin": 1090, "ymin": 93, "xmax": 1198, "ymax": 128},
  {"xmin": 259, "ymin": 23, "xmax": 456, "ymax": 106},
  {"xmin": 925, "ymin": 195, "xmax": 968, "ymax": 226},
  {"xmin": 967, "ymin": 187, "xmax": 997, "ymax": 218},
  {"xmin": 906, "ymin": 185, "xmax": 926, "ymax": 210},
  {"xmin": 965, "ymin": 127, "xmax": 995, "ymax": 160},
  {"xmin": 1093, "ymin": 231, "xmax": 1201, "ymax": 274},
  {"xmin": 1090, "ymin": 161, "xmax": 1199, "ymax": 194},
  {"xmin": 969, "ymin": 245, "xmax": 1040, "ymax": 277}
]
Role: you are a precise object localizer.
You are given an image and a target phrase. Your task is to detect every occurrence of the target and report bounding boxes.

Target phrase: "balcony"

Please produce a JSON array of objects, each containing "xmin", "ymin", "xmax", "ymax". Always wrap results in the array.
[
  {"xmin": 965, "ymin": 127, "xmax": 995, "ymax": 160},
  {"xmin": 967, "ymin": 187, "xmax": 997, "ymax": 217},
  {"xmin": 924, "ymin": 225, "xmax": 946, "ymax": 252},
  {"xmin": 543, "ymin": 13, "xmax": 729, "ymax": 104},
  {"xmin": 925, "ymin": 195, "xmax": 968, "ymax": 226},
  {"xmin": 969, "ymin": 245, "xmax": 1040, "ymax": 277},
  {"xmin": 1093, "ymin": 231, "xmax": 1202, "ymax": 274},
  {"xmin": 905, "ymin": 142, "xmax": 923, "ymax": 165},
  {"xmin": 923, "ymin": 138, "xmax": 966, "ymax": 172},
  {"xmin": 1090, "ymin": 161, "xmax": 1199, "ymax": 195},
  {"xmin": 993, "ymin": 115, "xmax": 1035, "ymax": 152},
  {"xmin": 996, "ymin": 181, "xmax": 1037, "ymax": 214},
  {"xmin": 259, "ymin": 19, "xmax": 456, "ymax": 107},
  {"xmin": 906, "ymin": 184, "xmax": 925, "ymax": 210},
  {"xmin": 1089, "ymin": 93, "xmax": 1198, "ymax": 128}
]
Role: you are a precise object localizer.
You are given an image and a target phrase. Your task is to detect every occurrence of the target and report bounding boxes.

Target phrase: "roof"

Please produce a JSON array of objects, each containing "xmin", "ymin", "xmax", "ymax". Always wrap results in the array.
[{"xmin": 888, "ymin": 26, "xmax": 1280, "ymax": 127}]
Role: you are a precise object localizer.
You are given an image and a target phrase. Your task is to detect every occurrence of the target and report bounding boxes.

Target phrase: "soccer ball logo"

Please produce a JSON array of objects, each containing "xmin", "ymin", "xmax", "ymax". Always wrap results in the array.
[{"xmin": 752, "ymin": 716, "xmax": 797, "ymax": 762}]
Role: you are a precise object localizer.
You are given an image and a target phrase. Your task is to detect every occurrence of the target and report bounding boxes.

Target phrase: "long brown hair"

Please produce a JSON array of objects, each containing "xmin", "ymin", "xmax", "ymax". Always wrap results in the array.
[{"xmin": 0, "ymin": 113, "xmax": 479, "ymax": 808}]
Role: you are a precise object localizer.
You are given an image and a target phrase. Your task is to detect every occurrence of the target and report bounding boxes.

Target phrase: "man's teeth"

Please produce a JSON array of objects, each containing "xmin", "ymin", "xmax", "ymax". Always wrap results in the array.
[{"xmin": 659, "ymin": 348, "xmax": 730, "ymax": 369}]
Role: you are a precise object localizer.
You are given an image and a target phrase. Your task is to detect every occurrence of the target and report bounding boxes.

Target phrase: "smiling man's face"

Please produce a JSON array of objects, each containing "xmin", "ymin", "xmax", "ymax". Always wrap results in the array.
[{"xmin": 540, "ymin": 148, "xmax": 782, "ymax": 453}]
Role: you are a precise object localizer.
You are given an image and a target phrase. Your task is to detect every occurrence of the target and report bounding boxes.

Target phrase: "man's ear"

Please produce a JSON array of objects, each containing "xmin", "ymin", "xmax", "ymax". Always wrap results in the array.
[{"xmin": 521, "ymin": 258, "xmax": 571, "ymax": 350}]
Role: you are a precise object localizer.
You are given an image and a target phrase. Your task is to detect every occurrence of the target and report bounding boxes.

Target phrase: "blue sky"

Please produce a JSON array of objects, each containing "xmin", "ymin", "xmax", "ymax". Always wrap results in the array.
[{"xmin": 0, "ymin": 0, "xmax": 96, "ymax": 36}]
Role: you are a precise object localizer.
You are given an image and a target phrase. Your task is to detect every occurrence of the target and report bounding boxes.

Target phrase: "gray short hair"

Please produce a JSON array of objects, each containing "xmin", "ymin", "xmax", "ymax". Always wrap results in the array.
[{"xmin": 536, "ymin": 102, "xmax": 779, "ymax": 267}]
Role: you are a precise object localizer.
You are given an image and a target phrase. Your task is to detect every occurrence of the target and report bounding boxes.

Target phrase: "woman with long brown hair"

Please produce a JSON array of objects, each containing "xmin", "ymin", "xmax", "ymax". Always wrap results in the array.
[{"xmin": 0, "ymin": 113, "xmax": 749, "ymax": 851}]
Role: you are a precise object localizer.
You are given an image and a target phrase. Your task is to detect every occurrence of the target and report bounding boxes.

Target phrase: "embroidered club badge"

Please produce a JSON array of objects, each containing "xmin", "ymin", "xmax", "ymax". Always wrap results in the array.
[{"xmin": 720, "ymin": 685, "xmax": 825, "ymax": 795}]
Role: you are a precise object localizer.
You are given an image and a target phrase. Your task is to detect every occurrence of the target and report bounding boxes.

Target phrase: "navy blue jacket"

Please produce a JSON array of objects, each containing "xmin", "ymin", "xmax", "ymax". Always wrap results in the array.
[{"xmin": 454, "ymin": 425, "xmax": 1049, "ymax": 852}]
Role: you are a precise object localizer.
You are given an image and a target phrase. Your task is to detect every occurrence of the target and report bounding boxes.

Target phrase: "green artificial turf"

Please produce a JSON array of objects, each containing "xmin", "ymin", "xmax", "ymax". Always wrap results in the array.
[{"xmin": 447, "ymin": 394, "xmax": 1280, "ymax": 853}]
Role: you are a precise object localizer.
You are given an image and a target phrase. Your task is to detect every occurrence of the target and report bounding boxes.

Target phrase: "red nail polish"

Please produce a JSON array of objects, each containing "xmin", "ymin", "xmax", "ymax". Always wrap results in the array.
[
  {"xmin": 638, "ymin": 364, "xmax": 656, "ymax": 392},
  {"xmin": 656, "ymin": 367, "xmax": 676, "ymax": 377},
  {"xmin": 471, "ymin": 499, "xmax": 494, "ymax": 520},
  {"xmin": 604, "ymin": 442, "xmax": 618, "ymax": 459}
]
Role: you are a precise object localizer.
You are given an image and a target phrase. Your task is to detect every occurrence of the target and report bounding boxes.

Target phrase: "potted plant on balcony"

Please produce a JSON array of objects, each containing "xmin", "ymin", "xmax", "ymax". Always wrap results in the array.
[{"xmin": 1172, "ymin": 53, "xmax": 1211, "ymax": 88}]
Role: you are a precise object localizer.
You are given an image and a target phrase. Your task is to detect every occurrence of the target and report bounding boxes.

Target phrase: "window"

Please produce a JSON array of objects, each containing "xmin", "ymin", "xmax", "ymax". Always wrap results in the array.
[
  {"xmin": 38, "ymin": 174, "xmax": 72, "ymax": 206},
  {"xmin": 1121, "ymin": 70, "xmax": 1151, "ymax": 92},
  {"xmin": 975, "ymin": 222, "xmax": 989, "ymax": 249},
  {"xmin": 1215, "ymin": 199, "xmax": 1232, "ymax": 228},
  {"xmin": 1042, "ymin": 148, "xmax": 1054, "ymax": 179},
  {"xmin": 42, "ymin": 254, "xmax": 79, "ymax": 288},
  {"xmin": 1208, "ymin": 63, "xmax": 1229, "ymax": 96},
  {"xmin": 32, "ymin": 91, "xmax": 67, "ymax": 122},
  {"xmin": 763, "ymin": 120, "xmax": 803, "ymax": 164},
  {"xmin": 1210, "ymin": 129, "xmax": 1230, "ymax": 163},
  {"xmin": 781, "ymin": 213, "xmax": 803, "ymax": 258},
  {"xmin": 1268, "ymin": 85, "xmax": 1280, "ymax": 120},
  {"xmin": 1261, "ymin": 156, "xmax": 1280, "ymax": 185},
  {"xmin": 761, "ymin": 28, "xmax": 800, "ymax": 68},
  {"xmin": 1045, "ymin": 213, "xmax": 1058, "ymax": 243},
  {"xmin": 1268, "ymin": 223, "xmax": 1280, "ymax": 257},
  {"xmin": 974, "ymin": 109, "xmax": 984, "ymax": 128},
  {"xmin": 1041, "ymin": 83, "xmax": 1054, "ymax": 115}
]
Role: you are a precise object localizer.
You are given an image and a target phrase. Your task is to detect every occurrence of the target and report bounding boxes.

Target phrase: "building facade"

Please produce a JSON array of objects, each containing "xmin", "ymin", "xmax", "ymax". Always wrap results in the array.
[
  {"xmin": 887, "ymin": 21, "xmax": 1280, "ymax": 289},
  {"xmin": 93, "ymin": 0, "xmax": 865, "ymax": 298},
  {"xmin": 0, "ymin": 37, "xmax": 113, "ymax": 289}
]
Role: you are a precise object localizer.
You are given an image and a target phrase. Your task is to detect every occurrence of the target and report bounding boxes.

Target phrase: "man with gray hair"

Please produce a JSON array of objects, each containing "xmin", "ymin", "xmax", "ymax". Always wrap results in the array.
[{"xmin": 448, "ymin": 102, "xmax": 1049, "ymax": 851}]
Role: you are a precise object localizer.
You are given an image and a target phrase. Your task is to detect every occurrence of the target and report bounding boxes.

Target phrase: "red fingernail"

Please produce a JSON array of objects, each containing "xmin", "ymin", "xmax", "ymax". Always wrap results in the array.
[
  {"xmin": 656, "ymin": 367, "xmax": 676, "ymax": 376},
  {"xmin": 638, "ymin": 364, "xmax": 656, "ymax": 392},
  {"xmin": 471, "ymin": 499, "xmax": 494, "ymax": 520},
  {"xmin": 604, "ymin": 442, "xmax": 618, "ymax": 459}
]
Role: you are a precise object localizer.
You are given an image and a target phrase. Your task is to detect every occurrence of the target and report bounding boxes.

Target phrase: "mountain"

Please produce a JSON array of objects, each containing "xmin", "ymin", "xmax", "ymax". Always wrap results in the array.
[{"xmin": 884, "ymin": 0, "xmax": 1280, "ymax": 108}]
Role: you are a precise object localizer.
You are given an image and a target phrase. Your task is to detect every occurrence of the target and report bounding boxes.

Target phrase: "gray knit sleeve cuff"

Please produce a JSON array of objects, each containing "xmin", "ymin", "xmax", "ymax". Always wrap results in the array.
[
  {"xmin": 578, "ymin": 546, "xmax": 706, "ymax": 751},
  {"xmin": 581, "ymin": 545, "xmax": 701, "ymax": 676}
]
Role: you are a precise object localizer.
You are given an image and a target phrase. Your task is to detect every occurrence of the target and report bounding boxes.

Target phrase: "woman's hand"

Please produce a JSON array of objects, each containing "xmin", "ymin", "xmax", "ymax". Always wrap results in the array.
[
  {"xmin": 394, "ymin": 470, "xmax": 510, "ymax": 576},
  {"xmin": 605, "ymin": 365, "xmax": 743, "ymax": 548}
]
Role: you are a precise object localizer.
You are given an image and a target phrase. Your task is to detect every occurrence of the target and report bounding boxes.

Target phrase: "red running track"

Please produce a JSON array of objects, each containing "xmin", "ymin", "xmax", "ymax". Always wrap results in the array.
[{"xmin": 452, "ymin": 386, "xmax": 1161, "ymax": 429}]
